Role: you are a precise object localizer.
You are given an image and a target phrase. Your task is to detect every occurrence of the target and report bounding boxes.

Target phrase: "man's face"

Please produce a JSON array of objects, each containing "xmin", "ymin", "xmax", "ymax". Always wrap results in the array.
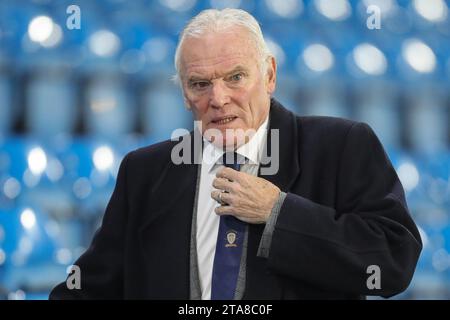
[{"xmin": 179, "ymin": 27, "xmax": 276, "ymax": 149}]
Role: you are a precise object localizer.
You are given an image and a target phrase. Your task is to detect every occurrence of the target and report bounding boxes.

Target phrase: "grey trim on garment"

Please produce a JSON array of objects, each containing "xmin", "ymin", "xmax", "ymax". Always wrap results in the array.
[
  {"xmin": 189, "ymin": 164, "xmax": 202, "ymax": 300},
  {"xmin": 257, "ymin": 191, "xmax": 287, "ymax": 258}
]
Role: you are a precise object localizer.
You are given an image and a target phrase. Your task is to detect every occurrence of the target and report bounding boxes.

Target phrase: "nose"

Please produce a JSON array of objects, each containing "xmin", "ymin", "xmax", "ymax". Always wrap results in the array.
[{"xmin": 209, "ymin": 80, "xmax": 230, "ymax": 109}]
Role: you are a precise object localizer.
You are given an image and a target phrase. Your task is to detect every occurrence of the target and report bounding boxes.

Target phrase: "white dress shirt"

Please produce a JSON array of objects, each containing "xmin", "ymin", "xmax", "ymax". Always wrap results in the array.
[{"xmin": 196, "ymin": 116, "xmax": 269, "ymax": 300}]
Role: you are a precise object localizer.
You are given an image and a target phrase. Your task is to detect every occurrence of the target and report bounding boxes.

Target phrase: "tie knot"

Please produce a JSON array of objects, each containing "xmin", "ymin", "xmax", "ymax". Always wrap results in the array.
[{"xmin": 222, "ymin": 152, "xmax": 246, "ymax": 171}]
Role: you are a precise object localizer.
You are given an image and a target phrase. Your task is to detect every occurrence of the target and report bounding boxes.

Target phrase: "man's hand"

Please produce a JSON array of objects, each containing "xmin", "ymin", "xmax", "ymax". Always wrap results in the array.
[{"xmin": 211, "ymin": 167, "xmax": 281, "ymax": 224}]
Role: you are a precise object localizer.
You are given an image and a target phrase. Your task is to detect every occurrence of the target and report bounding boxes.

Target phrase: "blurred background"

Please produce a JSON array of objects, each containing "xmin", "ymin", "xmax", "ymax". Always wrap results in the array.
[{"xmin": 0, "ymin": 0, "xmax": 449, "ymax": 300}]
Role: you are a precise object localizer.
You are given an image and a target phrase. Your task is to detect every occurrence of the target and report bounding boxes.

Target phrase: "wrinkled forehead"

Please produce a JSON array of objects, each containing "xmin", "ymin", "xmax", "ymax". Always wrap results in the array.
[{"xmin": 179, "ymin": 28, "xmax": 259, "ymax": 78}]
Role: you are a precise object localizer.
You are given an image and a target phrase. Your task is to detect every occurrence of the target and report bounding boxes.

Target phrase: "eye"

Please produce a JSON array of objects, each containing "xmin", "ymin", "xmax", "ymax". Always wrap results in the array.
[
  {"xmin": 190, "ymin": 81, "xmax": 210, "ymax": 90},
  {"xmin": 229, "ymin": 73, "xmax": 243, "ymax": 82}
]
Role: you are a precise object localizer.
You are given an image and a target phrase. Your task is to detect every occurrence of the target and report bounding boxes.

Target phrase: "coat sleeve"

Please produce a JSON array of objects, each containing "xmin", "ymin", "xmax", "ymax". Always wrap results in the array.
[
  {"xmin": 267, "ymin": 122, "xmax": 422, "ymax": 297},
  {"xmin": 49, "ymin": 152, "xmax": 132, "ymax": 299}
]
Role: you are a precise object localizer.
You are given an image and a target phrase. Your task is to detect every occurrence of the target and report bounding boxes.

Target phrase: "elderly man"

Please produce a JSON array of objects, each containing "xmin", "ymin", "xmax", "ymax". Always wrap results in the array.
[{"xmin": 50, "ymin": 8, "xmax": 421, "ymax": 300}]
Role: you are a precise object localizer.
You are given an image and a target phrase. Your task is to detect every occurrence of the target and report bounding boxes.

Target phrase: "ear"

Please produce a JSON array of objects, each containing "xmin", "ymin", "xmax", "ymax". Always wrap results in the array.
[{"xmin": 265, "ymin": 56, "xmax": 277, "ymax": 95}]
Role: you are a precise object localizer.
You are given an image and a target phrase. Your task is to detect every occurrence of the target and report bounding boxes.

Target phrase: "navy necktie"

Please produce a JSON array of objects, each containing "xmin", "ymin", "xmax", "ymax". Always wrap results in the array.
[{"xmin": 211, "ymin": 152, "xmax": 247, "ymax": 300}]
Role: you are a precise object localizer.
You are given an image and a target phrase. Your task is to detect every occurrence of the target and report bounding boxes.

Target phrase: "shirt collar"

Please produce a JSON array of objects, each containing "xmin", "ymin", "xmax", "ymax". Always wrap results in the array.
[{"xmin": 202, "ymin": 115, "xmax": 269, "ymax": 173}]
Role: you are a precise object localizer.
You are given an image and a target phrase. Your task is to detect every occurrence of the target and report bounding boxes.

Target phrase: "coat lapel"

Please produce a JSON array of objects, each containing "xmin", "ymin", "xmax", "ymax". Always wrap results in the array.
[
  {"xmin": 259, "ymin": 98, "xmax": 301, "ymax": 190},
  {"xmin": 244, "ymin": 98, "xmax": 302, "ymax": 299}
]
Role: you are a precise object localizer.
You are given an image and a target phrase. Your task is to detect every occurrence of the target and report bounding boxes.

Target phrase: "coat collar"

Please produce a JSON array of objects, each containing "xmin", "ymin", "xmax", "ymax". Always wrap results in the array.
[{"xmin": 259, "ymin": 97, "xmax": 301, "ymax": 189}]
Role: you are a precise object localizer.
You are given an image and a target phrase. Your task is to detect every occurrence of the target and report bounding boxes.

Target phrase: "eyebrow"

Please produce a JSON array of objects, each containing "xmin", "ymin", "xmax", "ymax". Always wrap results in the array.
[{"xmin": 187, "ymin": 65, "xmax": 249, "ymax": 82}]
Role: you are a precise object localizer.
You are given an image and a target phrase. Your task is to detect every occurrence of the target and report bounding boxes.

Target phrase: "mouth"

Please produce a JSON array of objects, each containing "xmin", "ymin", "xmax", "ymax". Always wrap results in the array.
[{"xmin": 211, "ymin": 116, "xmax": 238, "ymax": 125}]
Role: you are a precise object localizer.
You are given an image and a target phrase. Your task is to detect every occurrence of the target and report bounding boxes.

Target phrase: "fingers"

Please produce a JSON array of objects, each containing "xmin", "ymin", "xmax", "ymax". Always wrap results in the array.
[
  {"xmin": 215, "ymin": 204, "xmax": 235, "ymax": 216},
  {"xmin": 214, "ymin": 205, "xmax": 256, "ymax": 224},
  {"xmin": 211, "ymin": 190, "xmax": 233, "ymax": 205},
  {"xmin": 216, "ymin": 167, "xmax": 242, "ymax": 182},
  {"xmin": 211, "ymin": 191, "xmax": 262, "ymax": 224},
  {"xmin": 212, "ymin": 177, "xmax": 234, "ymax": 192}
]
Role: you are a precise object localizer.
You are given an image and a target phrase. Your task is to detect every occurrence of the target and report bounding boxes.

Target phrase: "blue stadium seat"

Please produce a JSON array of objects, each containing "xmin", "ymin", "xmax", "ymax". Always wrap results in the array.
[
  {"xmin": 0, "ymin": 206, "xmax": 63, "ymax": 297},
  {"xmin": 0, "ymin": 73, "xmax": 13, "ymax": 137},
  {"xmin": 141, "ymin": 80, "xmax": 193, "ymax": 143},
  {"xmin": 25, "ymin": 74, "xmax": 77, "ymax": 140}
]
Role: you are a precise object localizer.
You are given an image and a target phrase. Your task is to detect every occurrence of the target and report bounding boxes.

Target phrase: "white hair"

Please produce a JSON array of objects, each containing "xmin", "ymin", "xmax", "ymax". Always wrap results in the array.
[{"xmin": 173, "ymin": 8, "xmax": 273, "ymax": 84}]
